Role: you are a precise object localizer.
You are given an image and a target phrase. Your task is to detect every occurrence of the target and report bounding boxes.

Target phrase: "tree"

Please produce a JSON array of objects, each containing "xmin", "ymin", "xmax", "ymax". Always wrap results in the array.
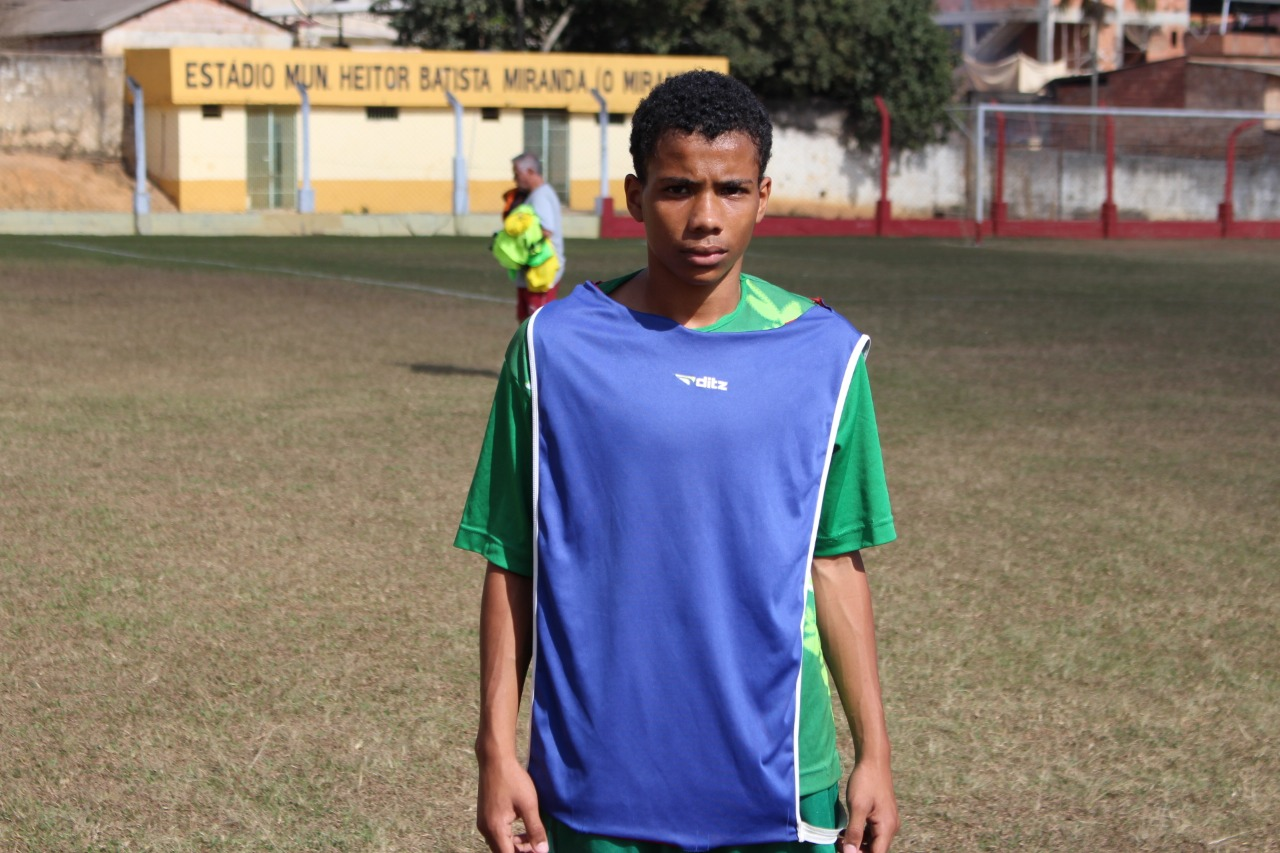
[
  {"xmin": 377, "ymin": 0, "xmax": 954, "ymax": 150},
  {"xmin": 563, "ymin": 0, "xmax": 954, "ymax": 151},
  {"xmin": 372, "ymin": 0, "xmax": 570, "ymax": 51},
  {"xmin": 727, "ymin": 0, "xmax": 952, "ymax": 151}
]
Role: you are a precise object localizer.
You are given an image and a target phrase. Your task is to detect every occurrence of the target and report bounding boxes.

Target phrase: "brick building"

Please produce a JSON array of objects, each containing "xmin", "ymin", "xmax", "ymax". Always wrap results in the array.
[
  {"xmin": 0, "ymin": 0, "xmax": 292, "ymax": 55},
  {"xmin": 1045, "ymin": 48, "xmax": 1279, "ymax": 155},
  {"xmin": 246, "ymin": 0, "xmax": 398, "ymax": 49},
  {"xmin": 936, "ymin": 0, "xmax": 1191, "ymax": 72}
]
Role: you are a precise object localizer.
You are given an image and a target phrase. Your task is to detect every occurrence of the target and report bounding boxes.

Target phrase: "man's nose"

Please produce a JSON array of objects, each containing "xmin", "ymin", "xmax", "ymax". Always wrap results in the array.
[{"xmin": 686, "ymin": 190, "xmax": 722, "ymax": 234}]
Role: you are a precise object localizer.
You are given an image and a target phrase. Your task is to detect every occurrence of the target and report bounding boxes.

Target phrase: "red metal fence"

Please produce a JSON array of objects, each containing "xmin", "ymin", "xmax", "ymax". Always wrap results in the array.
[{"xmin": 601, "ymin": 100, "xmax": 1280, "ymax": 240}]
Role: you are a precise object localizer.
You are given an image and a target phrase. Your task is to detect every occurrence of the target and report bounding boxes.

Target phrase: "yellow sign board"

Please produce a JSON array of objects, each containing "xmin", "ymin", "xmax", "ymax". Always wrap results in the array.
[{"xmin": 125, "ymin": 48, "xmax": 729, "ymax": 112}]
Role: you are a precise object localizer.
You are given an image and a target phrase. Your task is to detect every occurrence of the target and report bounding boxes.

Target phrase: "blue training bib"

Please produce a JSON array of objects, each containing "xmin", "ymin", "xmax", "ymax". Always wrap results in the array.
[{"xmin": 526, "ymin": 283, "xmax": 867, "ymax": 849}]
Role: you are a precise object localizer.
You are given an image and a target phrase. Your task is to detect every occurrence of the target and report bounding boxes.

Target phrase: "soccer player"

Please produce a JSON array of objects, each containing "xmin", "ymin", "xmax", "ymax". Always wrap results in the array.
[
  {"xmin": 456, "ymin": 70, "xmax": 899, "ymax": 853},
  {"xmin": 511, "ymin": 152, "xmax": 566, "ymax": 322}
]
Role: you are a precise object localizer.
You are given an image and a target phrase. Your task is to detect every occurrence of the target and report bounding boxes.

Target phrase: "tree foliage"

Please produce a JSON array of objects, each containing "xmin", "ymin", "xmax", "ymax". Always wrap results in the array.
[
  {"xmin": 373, "ymin": 0, "xmax": 569, "ymax": 51},
  {"xmin": 376, "ymin": 0, "xmax": 954, "ymax": 150}
]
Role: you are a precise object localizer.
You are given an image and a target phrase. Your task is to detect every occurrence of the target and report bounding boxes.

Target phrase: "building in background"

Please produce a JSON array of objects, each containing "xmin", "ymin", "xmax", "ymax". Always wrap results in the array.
[
  {"xmin": 245, "ymin": 0, "xmax": 399, "ymax": 49},
  {"xmin": 123, "ymin": 47, "xmax": 727, "ymax": 214},
  {"xmin": 937, "ymin": 0, "xmax": 1191, "ymax": 71},
  {"xmin": 0, "ymin": 0, "xmax": 293, "ymax": 55},
  {"xmin": 937, "ymin": 0, "xmax": 1192, "ymax": 100},
  {"xmin": 938, "ymin": 0, "xmax": 1280, "ymax": 104}
]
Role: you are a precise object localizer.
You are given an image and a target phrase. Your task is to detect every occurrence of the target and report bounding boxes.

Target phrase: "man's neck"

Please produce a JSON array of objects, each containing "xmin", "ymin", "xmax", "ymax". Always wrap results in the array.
[{"xmin": 612, "ymin": 266, "xmax": 742, "ymax": 328}]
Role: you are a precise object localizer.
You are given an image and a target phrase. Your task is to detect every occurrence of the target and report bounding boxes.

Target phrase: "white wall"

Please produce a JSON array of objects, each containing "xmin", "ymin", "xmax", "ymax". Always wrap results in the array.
[
  {"xmin": 769, "ymin": 110, "xmax": 967, "ymax": 218},
  {"xmin": 0, "ymin": 52, "xmax": 123, "ymax": 156},
  {"xmin": 178, "ymin": 105, "xmax": 245, "ymax": 180},
  {"xmin": 467, "ymin": 110, "xmax": 525, "ymax": 182},
  {"xmin": 309, "ymin": 107, "xmax": 453, "ymax": 180},
  {"xmin": 769, "ymin": 103, "xmax": 1280, "ymax": 222}
]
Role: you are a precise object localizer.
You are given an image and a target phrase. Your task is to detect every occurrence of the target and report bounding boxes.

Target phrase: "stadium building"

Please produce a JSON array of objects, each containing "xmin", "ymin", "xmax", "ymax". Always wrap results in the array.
[{"xmin": 123, "ymin": 47, "xmax": 728, "ymax": 214}]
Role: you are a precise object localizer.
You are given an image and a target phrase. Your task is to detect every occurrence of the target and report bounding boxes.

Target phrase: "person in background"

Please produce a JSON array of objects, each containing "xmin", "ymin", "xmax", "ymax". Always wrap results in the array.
[{"xmin": 510, "ymin": 152, "xmax": 565, "ymax": 321}]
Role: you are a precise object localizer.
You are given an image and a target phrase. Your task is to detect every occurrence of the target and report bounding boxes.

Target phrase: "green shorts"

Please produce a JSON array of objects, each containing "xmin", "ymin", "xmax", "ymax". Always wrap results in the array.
[{"xmin": 542, "ymin": 782, "xmax": 841, "ymax": 853}]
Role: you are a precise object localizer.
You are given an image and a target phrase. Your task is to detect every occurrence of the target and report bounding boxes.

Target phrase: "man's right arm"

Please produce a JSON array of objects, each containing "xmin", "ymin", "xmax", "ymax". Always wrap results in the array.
[{"xmin": 476, "ymin": 562, "xmax": 547, "ymax": 853}]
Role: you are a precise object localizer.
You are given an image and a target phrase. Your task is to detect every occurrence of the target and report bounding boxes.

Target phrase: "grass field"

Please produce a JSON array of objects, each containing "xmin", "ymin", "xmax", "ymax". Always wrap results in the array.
[{"xmin": 1, "ymin": 234, "xmax": 1277, "ymax": 852}]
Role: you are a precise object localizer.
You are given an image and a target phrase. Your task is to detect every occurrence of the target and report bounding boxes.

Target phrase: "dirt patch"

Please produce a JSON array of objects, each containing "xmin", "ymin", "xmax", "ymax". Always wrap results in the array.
[{"xmin": 0, "ymin": 151, "xmax": 177, "ymax": 212}]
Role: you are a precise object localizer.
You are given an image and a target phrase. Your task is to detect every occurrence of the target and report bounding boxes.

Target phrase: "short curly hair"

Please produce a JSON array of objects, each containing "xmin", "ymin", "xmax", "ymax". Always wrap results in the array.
[{"xmin": 629, "ymin": 70, "xmax": 773, "ymax": 183}]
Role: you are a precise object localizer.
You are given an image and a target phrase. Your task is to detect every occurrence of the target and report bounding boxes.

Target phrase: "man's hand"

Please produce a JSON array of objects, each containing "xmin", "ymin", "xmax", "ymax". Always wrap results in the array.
[
  {"xmin": 841, "ymin": 758, "xmax": 899, "ymax": 853},
  {"xmin": 476, "ymin": 755, "xmax": 548, "ymax": 853},
  {"xmin": 812, "ymin": 551, "xmax": 899, "ymax": 853},
  {"xmin": 476, "ymin": 564, "xmax": 541, "ymax": 852}
]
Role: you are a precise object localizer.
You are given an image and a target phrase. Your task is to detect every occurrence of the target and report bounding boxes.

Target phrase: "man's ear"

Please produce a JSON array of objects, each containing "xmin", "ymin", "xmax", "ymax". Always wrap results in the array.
[
  {"xmin": 624, "ymin": 174, "xmax": 644, "ymax": 223},
  {"xmin": 755, "ymin": 176, "xmax": 772, "ymax": 224}
]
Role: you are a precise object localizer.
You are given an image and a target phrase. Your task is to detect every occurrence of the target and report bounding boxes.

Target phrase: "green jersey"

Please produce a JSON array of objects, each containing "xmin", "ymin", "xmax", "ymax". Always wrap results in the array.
[{"xmin": 455, "ymin": 271, "xmax": 896, "ymax": 797}]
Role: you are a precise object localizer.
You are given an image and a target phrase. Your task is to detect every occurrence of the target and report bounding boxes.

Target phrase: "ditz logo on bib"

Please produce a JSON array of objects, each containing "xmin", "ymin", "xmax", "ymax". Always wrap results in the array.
[{"xmin": 675, "ymin": 373, "xmax": 729, "ymax": 391}]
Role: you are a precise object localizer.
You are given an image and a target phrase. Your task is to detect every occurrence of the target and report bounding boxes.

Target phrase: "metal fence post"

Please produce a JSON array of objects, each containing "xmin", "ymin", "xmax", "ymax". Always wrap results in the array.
[
  {"xmin": 125, "ymin": 76, "xmax": 150, "ymax": 228},
  {"xmin": 1221, "ymin": 119, "xmax": 1260, "ymax": 236},
  {"xmin": 445, "ymin": 91, "xmax": 469, "ymax": 216},
  {"xmin": 874, "ymin": 96, "xmax": 892, "ymax": 236},
  {"xmin": 590, "ymin": 88, "xmax": 609, "ymax": 216},
  {"xmin": 296, "ymin": 82, "xmax": 315, "ymax": 214},
  {"xmin": 975, "ymin": 102, "xmax": 987, "ymax": 235}
]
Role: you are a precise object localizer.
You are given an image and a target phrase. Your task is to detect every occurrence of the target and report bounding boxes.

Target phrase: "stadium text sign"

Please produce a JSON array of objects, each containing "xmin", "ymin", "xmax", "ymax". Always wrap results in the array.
[{"xmin": 126, "ymin": 48, "xmax": 729, "ymax": 113}]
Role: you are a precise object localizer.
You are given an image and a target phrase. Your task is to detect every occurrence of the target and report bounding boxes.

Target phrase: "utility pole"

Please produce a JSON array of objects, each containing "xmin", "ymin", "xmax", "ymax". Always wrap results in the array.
[{"xmin": 1039, "ymin": 0, "xmax": 1056, "ymax": 63}]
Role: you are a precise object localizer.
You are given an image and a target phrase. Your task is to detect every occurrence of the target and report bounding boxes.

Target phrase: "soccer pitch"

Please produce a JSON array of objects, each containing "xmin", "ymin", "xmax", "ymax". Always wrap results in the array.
[{"xmin": 1, "ymin": 235, "xmax": 1276, "ymax": 851}]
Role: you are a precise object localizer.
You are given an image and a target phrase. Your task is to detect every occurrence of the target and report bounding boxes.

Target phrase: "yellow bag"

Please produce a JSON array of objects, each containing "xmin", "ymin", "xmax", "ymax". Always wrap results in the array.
[
  {"xmin": 503, "ymin": 208, "xmax": 539, "ymax": 238},
  {"xmin": 525, "ymin": 252, "xmax": 560, "ymax": 293},
  {"xmin": 493, "ymin": 203, "xmax": 558, "ymax": 291}
]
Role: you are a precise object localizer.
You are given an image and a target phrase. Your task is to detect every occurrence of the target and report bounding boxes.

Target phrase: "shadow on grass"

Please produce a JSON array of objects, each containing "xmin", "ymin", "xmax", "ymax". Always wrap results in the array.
[{"xmin": 404, "ymin": 362, "xmax": 501, "ymax": 380}]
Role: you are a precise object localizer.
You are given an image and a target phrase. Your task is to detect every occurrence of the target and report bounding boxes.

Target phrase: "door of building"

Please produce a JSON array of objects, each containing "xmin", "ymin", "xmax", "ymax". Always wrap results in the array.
[
  {"xmin": 246, "ymin": 107, "xmax": 297, "ymax": 211},
  {"xmin": 522, "ymin": 109, "xmax": 570, "ymax": 203}
]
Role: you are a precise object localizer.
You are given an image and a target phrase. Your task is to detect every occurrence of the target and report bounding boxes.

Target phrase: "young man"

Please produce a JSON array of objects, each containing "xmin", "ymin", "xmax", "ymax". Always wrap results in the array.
[
  {"xmin": 511, "ymin": 152, "xmax": 566, "ymax": 322},
  {"xmin": 456, "ymin": 71, "xmax": 899, "ymax": 853}
]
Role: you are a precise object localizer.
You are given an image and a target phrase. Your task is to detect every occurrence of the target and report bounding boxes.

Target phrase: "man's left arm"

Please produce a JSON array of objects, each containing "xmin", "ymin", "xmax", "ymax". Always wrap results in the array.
[
  {"xmin": 813, "ymin": 550, "xmax": 899, "ymax": 853},
  {"xmin": 525, "ymin": 190, "xmax": 554, "ymax": 237}
]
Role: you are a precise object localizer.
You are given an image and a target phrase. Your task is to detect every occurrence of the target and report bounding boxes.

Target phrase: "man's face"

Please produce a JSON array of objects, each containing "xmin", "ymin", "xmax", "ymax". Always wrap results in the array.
[
  {"xmin": 624, "ymin": 130, "xmax": 770, "ymax": 290},
  {"xmin": 513, "ymin": 163, "xmax": 536, "ymax": 191}
]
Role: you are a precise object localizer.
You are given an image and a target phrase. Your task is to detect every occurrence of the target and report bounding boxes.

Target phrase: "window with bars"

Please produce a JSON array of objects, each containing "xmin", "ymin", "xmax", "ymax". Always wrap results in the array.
[
  {"xmin": 522, "ymin": 109, "xmax": 570, "ymax": 202},
  {"xmin": 246, "ymin": 106, "xmax": 296, "ymax": 211}
]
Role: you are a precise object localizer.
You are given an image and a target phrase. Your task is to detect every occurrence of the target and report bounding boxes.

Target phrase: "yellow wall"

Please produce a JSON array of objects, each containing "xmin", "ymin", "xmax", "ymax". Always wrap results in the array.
[
  {"xmin": 126, "ymin": 47, "xmax": 731, "ymax": 214},
  {"xmin": 567, "ymin": 112, "xmax": 600, "ymax": 210},
  {"xmin": 468, "ymin": 180, "xmax": 516, "ymax": 215},
  {"xmin": 144, "ymin": 106, "xmax": 181, "ymax": 186},
  {"xmin": 310, "ymin": 108, "xmax": 452, "ymax": 180},
  {"xmin": 125, "ymin": 47, "xmax": 728, "ymax": 113},
  {"xmin": 152, "ymin": 174, "xmax": 181, "ymax": 206},
  {"xmin": 469, "ymin": 110, "xmax": 525, "ymax": 183},
  {"xmin": 569, "ymin": 179, "xmax": 626, "ymax": 213},
  {"xmin": 309, "ymin": 179, "xmax": 515, "ymax": 214},
  {"xmin": 180, "ymin": 105, "xmax": 245, "ymax": 181},
  {"xmin": 313, "ymin": 180, "xmax": 449, "ymax": 214},
  {"xmin": 169, "ymin": 180, "xmax": 249, "ymax": 211},
  {"xmin": 565, "ymin": 112, "xmax": 633, "ymax": 210},
  {"xmin": 607, "ymin": 116, "xmax": 633, "ymax": 182}
]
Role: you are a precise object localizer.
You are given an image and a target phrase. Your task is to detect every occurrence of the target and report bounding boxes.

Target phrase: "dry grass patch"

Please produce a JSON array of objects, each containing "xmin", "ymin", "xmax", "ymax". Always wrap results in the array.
[
  {"xmin": 2, "ymin": 259, "xmax": 506, "ymax": 851},
  {"xmin": 1, "ymin": 236, "xmax": 1277, "ymax": 851}
]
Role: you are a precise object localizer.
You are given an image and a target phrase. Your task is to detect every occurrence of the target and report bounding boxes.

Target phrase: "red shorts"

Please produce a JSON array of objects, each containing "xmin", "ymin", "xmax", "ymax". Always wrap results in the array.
[{"xmin": 516, "ymin": 285, "xmax": 559, "ymax": 321}]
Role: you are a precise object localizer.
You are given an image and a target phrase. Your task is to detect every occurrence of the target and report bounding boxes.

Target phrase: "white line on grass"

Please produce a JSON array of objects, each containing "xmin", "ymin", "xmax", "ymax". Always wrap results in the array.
[{"xmin": 45, "ymin": 240, "xmax": 510, "ymax": 304}]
